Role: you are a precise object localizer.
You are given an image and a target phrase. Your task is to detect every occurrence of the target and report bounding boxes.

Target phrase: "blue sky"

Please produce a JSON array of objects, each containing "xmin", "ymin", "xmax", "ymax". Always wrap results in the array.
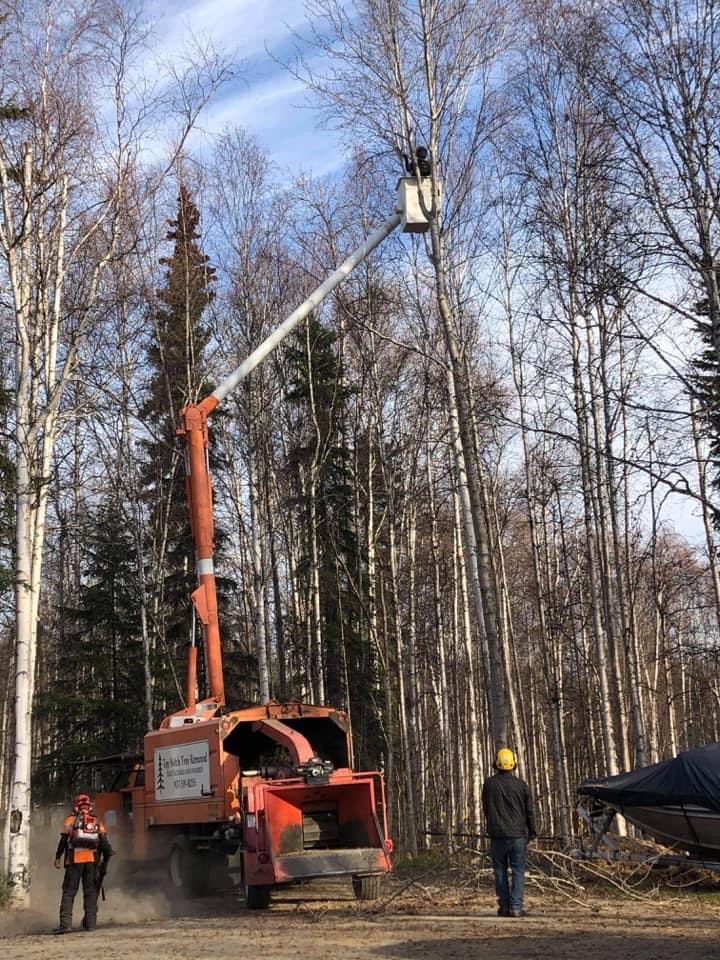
[
  {"xmin": 142, "ymin": 2, "xmax": 710, "ymax": 547},
  {"xmin": 148, "ymin": 0, "xmax": 341, "ymax": 175}
]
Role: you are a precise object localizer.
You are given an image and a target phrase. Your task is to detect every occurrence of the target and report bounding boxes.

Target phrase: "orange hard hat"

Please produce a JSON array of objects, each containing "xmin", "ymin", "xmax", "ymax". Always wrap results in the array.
[{"xmin": 73, "ymin": 793, "xmax": 92, "ymax": 811}]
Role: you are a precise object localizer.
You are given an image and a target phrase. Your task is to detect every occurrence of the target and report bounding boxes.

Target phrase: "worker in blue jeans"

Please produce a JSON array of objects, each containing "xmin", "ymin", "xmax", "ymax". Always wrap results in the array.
[{"xmin": 482, "ymin": 748, "xmax": 536, "ymax": 918}]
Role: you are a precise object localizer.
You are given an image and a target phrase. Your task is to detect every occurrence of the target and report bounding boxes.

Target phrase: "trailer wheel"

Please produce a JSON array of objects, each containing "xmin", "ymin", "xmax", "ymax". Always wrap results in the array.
[
  {"xmin": 169, "ymin": 836, "xmax": 204, "ymax": 897},
  {"xmin": 244, "ymin": 883, "xmax": 271, "ymax": 910},
  {"xmin": 352, "ymin": 875, "xmax": 381, "ymax": 901}
]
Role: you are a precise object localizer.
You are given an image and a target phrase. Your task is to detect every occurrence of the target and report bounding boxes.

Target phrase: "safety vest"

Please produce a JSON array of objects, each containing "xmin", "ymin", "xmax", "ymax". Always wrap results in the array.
[{"xmin": 62, "ymin": 812, "xmax": 105, "ymax": 864}]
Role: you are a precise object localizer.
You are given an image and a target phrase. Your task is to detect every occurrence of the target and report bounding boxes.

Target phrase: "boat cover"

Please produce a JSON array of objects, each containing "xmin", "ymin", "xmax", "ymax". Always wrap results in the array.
[{"xmin": 579, "ymin": 742, "xmax": 720, "ymax": 812}]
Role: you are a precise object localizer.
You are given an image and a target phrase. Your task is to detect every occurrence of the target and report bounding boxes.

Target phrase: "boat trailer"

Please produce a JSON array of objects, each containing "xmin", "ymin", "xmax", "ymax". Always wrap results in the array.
[{"xmin": 575, "ymin": 802, "xmax": 720, "ymax": 872}]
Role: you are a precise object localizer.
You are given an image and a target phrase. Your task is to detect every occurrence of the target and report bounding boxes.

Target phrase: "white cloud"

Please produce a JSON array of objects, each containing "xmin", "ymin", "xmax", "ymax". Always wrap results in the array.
[
  {"xmin": 145, "ymin": 0, "xmax": 342, "ymax": 175},
  {"xmin": 211, "ymin": 75, "xmax": 307, "ymax": 127},
  {"xmin": 148, "ymin": 0, "xmax": 308, "ymax": 60},
  {"xmin": 195, "ymin": 75, "xmax": 341, "ymax": 176}
]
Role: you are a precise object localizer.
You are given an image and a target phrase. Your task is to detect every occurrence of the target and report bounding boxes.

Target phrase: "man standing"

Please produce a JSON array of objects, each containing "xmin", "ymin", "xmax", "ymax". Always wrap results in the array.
[
  {"xmin": 53, "ymin": 793, "xmax": 113, "ymax": 934},
  {"xmin": 482, "ymin": 748, "xmax": 536, "ymax": 918}
]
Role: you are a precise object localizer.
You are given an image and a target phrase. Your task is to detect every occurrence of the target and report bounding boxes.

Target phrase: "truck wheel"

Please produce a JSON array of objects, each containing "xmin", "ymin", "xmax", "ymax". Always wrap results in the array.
[
  {"xmin": 244, "ymin": 883, "xmax": 271, "ymax": 909},
  {"xmin": 169, "ymin": 836, "xmax": 204, "ymax": 897},
  {"xmin": 352, "ymin": 875, "xmax": 381, "ymax": 901}
]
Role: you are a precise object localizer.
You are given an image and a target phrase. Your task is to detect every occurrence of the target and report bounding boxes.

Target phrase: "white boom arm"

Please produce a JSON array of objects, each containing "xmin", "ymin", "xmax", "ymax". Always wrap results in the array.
[
  {"xmin": 211, "ymin": 211, "xmax": 402, "ymax": 403},
  {"xmin": 180, "ymin": 176, "xmax": 430, "ymax": 708}
]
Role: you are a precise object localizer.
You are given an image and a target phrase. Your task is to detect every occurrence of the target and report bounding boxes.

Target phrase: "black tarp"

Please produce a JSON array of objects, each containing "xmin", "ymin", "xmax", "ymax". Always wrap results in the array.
[{"xmin": 578, "ymin": 742, "xmax": 720, "ymax": 812}]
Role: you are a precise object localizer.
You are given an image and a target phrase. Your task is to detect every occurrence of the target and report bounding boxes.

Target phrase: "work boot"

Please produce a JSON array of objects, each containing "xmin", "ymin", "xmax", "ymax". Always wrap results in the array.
[
  {"xmin": 510, "ymin": 909, "xmax": 527, "ymax": 918},
  {"xmin": 53, "ymin": 926, "xmax": 71, "ymax": 935},
  {"xmin": 497, "ymin": 907, "xmax": 511, "ymax": 917}
]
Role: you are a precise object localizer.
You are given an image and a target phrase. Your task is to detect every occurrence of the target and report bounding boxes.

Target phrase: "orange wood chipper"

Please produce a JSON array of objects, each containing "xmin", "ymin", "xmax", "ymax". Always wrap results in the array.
[
  {"xmin": 89, "ymin": 176, "xmax": 431, "ymax": 906},
  {"xmin": 92, "ymin": 701, "xmax": 392, "ymax": 906}
]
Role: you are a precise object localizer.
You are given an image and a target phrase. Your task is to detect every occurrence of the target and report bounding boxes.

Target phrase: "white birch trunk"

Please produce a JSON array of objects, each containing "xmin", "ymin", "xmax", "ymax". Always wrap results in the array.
[
  {"xmin": 406, "ymin": 502, "xmax": 427, "ymax": 845},
  {"xmin": 249, "ymin": 443, "xmax": 270, "ymax": 702},
  {"xmin": 308, "ymin": 476, "xmax": 325, "ymax": 704},
  {"xmin": 389, "ymin": 517, "xmax": 418, "ymax": 852},
  {"xmin": 452, "ymin": 488, "xmax": 482, "ymax": 831},
  {"xmin": 569, "ymin": 314, "xmax": 619, "ymax": 777},
  {"xmin": 445, "ymin": 366, "xmax": 493, "ymax": 744},
  {"xmin": 5, "ymin": 146, "xmax": 39, "ymax": 905},
  {"xmin": 427, "ymin": 453, "xmax": 455, "ymax": 852}
]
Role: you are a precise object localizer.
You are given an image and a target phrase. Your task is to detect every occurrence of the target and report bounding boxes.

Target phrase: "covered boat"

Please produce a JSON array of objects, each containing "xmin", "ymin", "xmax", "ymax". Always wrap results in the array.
[{"xmin": 578, "ymin": 742, "xmax": 720, "ymax": 859}]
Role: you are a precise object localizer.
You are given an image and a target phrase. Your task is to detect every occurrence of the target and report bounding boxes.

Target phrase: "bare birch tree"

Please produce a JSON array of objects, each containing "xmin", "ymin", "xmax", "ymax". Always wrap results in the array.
[
  {"xmin": 296, "ymin": 0, "xmax": 510, "ymax": 748},
  {"xmin": 0, "ymin": 0, "xmax": 231, "ymax": 904},
  {"xmin": 597, "ymin": 2, "xmax": 720, "ymax": 538},
  {"xmin": 510, "ymin": 0, "xmax": 654, "ymax": 774}
]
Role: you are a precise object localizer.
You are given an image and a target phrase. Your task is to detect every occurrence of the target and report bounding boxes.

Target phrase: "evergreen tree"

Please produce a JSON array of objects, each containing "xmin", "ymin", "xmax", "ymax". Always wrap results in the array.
[
  {"xmin": 141, "ymin": 185, "xmax": 220, "ymax": 713},
  {"xmin": 693, "ymin": 276, "xmax": 720, "ymax": 516},
  {"xmin": 0, "ymin": 31, "xmax": 24, "ymax": 598},
  {"xmin": 34, "ymin": 499, "xmax": 146, "ymax": 793}
]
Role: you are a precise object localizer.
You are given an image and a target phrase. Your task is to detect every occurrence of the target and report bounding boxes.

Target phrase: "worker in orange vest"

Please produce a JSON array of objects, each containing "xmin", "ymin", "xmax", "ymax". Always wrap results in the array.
[{"xmin": 53, "ymin": 793, "xmax": 113, "ymax": 934}]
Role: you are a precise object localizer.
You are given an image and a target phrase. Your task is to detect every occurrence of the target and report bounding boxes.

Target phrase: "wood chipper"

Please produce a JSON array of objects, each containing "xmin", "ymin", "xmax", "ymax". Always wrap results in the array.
[
  {"xmin": 92, "ymin": 701, "xmax": 391, "ymax": 905},
  {"xmin": 91, "ymin": 169, "xmax": 432, "ymax": 907}
]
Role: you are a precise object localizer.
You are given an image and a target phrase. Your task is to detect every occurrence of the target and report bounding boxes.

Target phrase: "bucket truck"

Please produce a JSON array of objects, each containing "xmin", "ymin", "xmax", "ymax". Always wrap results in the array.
[{"xmin": 89, "ymin": 171, "xmax": 432, "ymax": 907}]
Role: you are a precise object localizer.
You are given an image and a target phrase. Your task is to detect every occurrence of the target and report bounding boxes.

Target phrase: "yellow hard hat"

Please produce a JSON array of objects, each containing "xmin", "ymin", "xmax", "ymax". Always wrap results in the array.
[{"xmin": 496, "ymin": 748, "xmax": 516, "ymax": 771}]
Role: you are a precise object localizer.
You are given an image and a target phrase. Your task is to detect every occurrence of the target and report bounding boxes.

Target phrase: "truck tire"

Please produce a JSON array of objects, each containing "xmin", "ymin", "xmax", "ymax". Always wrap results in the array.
[
  {"xmin": 244, "ymin": 883, "xmax": 271, "ymax": 910},
  {"xmin": 352, "ymin": 875, "xmax": 382, "ymax": 901},
  {"xmin": 169, "ymin": 836, "xmax": 205, "ymax": 897}
]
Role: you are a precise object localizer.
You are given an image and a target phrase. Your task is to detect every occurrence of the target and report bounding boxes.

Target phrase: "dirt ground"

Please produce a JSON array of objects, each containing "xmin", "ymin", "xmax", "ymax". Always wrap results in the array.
[{"xmin": 3, "ymin": 873, "xmax": 720, "ymax": 960}]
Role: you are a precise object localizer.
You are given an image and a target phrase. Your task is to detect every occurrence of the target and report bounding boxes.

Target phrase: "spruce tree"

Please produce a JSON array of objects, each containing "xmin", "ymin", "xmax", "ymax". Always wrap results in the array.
[
  {"xmin": 34, "ymin": 499, "xmax": 146, "ymax": 791},
  {"xmin": 142, "ymin": 185, "xmax": 220, "ymax": 713},
  {"xmin": 0, "ymin": 34, "xmax": 24, "ymax": 597}
]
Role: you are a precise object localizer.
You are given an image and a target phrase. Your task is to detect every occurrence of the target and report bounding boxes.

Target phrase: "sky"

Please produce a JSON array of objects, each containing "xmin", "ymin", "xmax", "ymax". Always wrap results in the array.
[
  {"xmin": 143, "ymin": 1, "xmax": 711, "ymax": 548},
  {"xmin": 147, "ymin": 0, "xmax": 341, "ymax": 176}
]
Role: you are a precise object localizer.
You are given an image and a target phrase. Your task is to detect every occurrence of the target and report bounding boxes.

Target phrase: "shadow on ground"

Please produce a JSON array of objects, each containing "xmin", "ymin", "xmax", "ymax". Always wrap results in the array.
[{"xmin": 370, "ymin": 926, "xmax": 720, "ymax": 960}]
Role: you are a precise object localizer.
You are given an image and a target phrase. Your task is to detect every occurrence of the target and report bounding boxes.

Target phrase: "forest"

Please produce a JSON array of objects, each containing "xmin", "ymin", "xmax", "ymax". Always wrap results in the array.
[{"xmin": 2, "ymin": 0, "xmax": 720, "ymax": 898}]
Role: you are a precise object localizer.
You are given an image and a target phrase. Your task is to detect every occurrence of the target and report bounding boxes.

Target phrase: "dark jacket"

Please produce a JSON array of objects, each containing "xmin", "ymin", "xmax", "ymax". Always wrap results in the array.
[{"xmin": 482, "ymin": 770, "xmax": 536, "ymax": 839}]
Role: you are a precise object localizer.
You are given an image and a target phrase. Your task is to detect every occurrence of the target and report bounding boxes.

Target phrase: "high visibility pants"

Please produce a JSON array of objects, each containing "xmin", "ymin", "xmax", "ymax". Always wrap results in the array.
[{"xmin": 59, "ymin": 861, "xmax": 97, "ymax": 930}]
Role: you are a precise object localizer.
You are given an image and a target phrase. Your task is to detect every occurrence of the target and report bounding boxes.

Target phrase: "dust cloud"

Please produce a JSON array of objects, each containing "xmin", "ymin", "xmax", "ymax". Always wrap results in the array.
[{"xmin": 0, "ymin": 805, "xmax": 174, "ymax": 938}]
